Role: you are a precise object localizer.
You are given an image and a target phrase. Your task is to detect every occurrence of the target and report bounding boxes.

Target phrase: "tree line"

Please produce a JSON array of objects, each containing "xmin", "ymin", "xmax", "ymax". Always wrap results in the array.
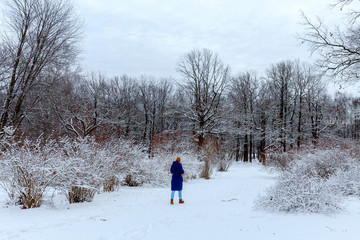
[{"xmin": 1, "ymin": 0, "xmax": 360, "ymax": 163}]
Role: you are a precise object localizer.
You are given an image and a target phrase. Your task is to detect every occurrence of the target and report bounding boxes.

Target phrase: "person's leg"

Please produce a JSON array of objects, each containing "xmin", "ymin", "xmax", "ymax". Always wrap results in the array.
[
  {"xmin": 170, "ymin": 191, "xmax": 175, "ymax": 204},
  {"xmin": 178, "ymin": 190, "xmax": 184, "ymax": 203}
]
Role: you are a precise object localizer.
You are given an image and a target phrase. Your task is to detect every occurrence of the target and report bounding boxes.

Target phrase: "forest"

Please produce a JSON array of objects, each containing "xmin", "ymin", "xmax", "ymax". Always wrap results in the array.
[{"xmin": 1, "ymin": 0, "xmax": 360, "ymax": 213}]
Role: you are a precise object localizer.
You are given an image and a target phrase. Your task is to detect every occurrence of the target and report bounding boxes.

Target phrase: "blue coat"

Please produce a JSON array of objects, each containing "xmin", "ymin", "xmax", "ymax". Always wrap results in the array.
[{"xmin": 170, "ymin": 161, "xmax": 184, "ymax": 191}]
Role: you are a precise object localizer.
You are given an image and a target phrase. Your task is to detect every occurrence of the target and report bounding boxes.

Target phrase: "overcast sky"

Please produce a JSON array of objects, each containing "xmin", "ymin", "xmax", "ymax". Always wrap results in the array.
[
  {"xmin": 74, "ymin": 0, "xmax": 344, "ymax": 78},
  {"xmin": 0, "ymin": 0, "xmax": 356, "ymax": 93}
]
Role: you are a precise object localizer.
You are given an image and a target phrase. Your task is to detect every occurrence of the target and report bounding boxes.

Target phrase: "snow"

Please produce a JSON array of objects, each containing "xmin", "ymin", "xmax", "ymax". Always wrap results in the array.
[{"xmin": 1, "ymin": 162, "xmax": 360, "ymax": 240}]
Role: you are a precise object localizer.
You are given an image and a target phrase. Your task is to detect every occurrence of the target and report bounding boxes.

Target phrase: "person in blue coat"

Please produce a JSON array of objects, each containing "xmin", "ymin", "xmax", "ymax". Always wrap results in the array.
[{"xmin": 170, "ymin": 157, "xmax": 185, "ymax": 204}]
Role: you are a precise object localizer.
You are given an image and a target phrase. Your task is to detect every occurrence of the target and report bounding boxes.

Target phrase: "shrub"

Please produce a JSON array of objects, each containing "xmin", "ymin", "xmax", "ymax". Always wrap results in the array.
[
  {"xmin": 256, "ymin": 148, "xmax": 359, "ymax": 214},
  {"xmin": 120, "ymin": 152, "xmax": 203, "ymax": 187},
  {"xmin": 103, "ymin": 176, "xmax": 119, "ymax": 192},
  {"xmin": 68, "ymin": 186, "xmax": 96, "ymax": 203},
  {"xmin": 216, "ymin": 150, "xmax": 233, "ymax": 172},
  {"xmin": 123, "ymin": 174, "xmax": 141, "ymax": 187},
  {"xmin": 0, "ymin": 139, "xmax": 64, "ymax": 208},
  {"xmin": 197, "ymin": 143, "xmax": 234, "ymax": 177},
  {"xmin": 256, "ymin": 169, "xmax": 342, "ymax": 213},
  {"xmin": 57, "ymin": 137, "xmax": 128, "ymax": 203},
  {"xmin": 0, "ymin": 136, "xmax": 204, "ymax": 207},
  {"xmin": 265, "ymin": 147, "xmax": 297, "ymax": 171},
  {"xmin": 0, "ymin": 137, "xmax": 135, "ymax": 206},
  {"xmin": 327, "ymin": 159, "xmax": 360, "ymax": 197}
]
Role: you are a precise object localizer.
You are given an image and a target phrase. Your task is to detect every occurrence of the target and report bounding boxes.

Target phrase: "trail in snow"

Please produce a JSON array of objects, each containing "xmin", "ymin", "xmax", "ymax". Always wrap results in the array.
[{"xmin": 1, "ymin": 163, "xmax": 360, "ymax": 240}]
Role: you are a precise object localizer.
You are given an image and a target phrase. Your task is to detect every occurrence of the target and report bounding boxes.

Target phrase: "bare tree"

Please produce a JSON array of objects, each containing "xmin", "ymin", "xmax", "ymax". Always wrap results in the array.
[
  {"xmin": 292, "ymin": 61, "xmax": 322, "ymax": 148},
  {"xmin": 331, "ymin": 0, "xmax": 359, "ymax": 21},
  {"xmin": 52, "ymin": 73, "xmax": 106, "ymax": 139},
  {"xmin": 305, "ymin": 73, "xmax": 328, "ymax": 144},
  {"xmin": 266, "ymin": 61, "xmax": 294, "ymax": 152},
  {"xmin": 255, "ymin": 81, "xmax": 273, "ymax": 165},
  {"xmin": 177, "ymin": 49, "xmax": 230, "ymax": 149},
  {"xmin": 299, "ymin": 1, "xmax": 360, "ymax": 83},
  {"xmin": 0, "ymin": 0, "xmax": 82, "ymax": 134},
  {"xmin": 137, "ymin": 76, "xmax": 172, "ymax": 157},
  {"xmin": 229, "ymin": 71, "xmax": 258, "ymax": 162},
  {"xmin": 108, "ymin": 75, "xmax": 139, "ymax": 138}
]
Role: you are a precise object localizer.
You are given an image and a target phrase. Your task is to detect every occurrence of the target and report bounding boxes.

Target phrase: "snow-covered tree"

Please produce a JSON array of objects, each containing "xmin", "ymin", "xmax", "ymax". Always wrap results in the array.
[
  {"xmin": 0, "ymin": 0, "xmax": 82, "ymax": 135},
  {"xmin": 177, "ymin": 49, "xmax": 230, "ymax": 149}
]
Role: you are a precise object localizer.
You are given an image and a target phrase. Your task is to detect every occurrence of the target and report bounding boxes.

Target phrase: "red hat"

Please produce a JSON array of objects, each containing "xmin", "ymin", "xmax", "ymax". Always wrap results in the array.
[{"xmin": 176, "ymin": 157, "xmax": 181, "ymax": 162}]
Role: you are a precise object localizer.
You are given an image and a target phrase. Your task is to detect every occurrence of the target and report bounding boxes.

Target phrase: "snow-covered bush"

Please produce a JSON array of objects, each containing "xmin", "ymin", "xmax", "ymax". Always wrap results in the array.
[
  {"xmin": 327, "ymin": 159, "xmax": 360, "ymax": 197},
  {"xmin": 0, "ymin": 137, "xmax": 137, "ymax": 206},
  {"xmin": 197, "ymin": 143, "xmax": 234, "ymax": 178},
  {"xmin": 256, "ymin": 168, "xmax": 342, "ymax": 213},
  {"xmin": 103, "ymin": 176, "xmax": 119, "ymax": 192},
  {"xmin": 215, "ymin": 149, "xmax": 233, "ymax": 172},
  {"xmin": 58, "ymin": 137, "xmax": 202, "ymax": 190},
  {"xmin": 266, "ymin": 147, "xmax": 297, "ymax": 171},
  {"xmin": 0, "ymin": 135, "xmax": 204, "ymax": 207},
  {"xmin": 57, "ymin": 137, "xmax": 143, "ymax": 203},
  {"xmin": 0, "ymin": 139, "xmax": 65, "ymax": 208},
  {"xmin": 180, "ymin": 153, "xmax": 204, "ymax": 180},
  {"xmin": 120, "ymin": 151, "xmax": 202, "ymax": 187},
  {"xmin": 256, "ymin": 149, "xmax": 360, "ymax": 214}
]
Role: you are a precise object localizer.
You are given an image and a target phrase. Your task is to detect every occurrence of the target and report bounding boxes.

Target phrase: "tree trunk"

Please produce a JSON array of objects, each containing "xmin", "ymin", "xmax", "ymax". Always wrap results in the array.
[
  {"xmin": 297, "ymin": 96, "xmax": 303, "ymax": 149},
  {"xmin": 243, "ymin": 134, "xmax": 248, "ymax": 162},
  {"xmin": 249, "ymin": 133, "xmax": 253, "ymax": 163},
  {"xmin": 235, "ymin": 135, "xmax": 241, "ymax": 161}
]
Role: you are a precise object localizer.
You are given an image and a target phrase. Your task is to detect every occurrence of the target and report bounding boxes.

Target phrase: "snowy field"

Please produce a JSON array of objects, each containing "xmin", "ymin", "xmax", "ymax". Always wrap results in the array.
[{"xmin": 1, "ymin": 162, "xmax": 360, "ymax": 240}]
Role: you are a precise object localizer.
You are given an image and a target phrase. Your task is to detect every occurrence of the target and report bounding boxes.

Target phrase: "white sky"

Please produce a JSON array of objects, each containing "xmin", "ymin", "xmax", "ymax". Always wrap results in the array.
[{"xmin": 74, "ymin": 0, "xmax": 344, "ymax": 78}]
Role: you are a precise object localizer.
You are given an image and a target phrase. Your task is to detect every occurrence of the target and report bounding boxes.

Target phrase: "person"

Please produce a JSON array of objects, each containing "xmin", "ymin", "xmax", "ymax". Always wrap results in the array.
[{"xmin": 170, "ymin": 157, "xmax": 185, "ymax": 204}]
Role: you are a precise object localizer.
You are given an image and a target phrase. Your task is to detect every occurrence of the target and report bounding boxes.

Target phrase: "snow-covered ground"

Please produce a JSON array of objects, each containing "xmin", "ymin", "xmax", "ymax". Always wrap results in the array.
[{"xmin": 1, "ymin": 162, "xmax": 360, "ymax": 240}]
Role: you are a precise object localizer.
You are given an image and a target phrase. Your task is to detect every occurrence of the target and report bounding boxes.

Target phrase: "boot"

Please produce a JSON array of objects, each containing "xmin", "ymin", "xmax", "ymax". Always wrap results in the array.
[
  {"xmin": 179, "ymin": 199, "xmax": 184, "ymax": 204},
  {"xmin": 170, "ymin": 199, "xmax": 174, "ymax": 205}
]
